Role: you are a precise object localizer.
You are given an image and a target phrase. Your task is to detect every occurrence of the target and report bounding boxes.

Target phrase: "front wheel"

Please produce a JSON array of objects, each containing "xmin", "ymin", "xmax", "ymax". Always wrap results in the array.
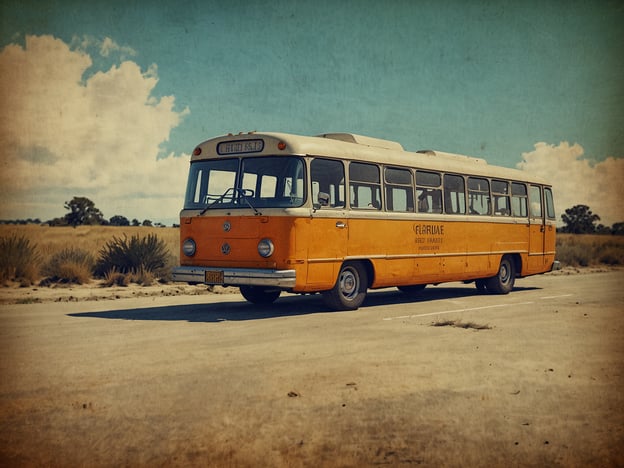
[
  {"xmin": 485, "ymin": 256, "xmax": 515, "ymax": 294},
  {"xmin": 240, "ymin": 286, "xmax": 281, "ymax": 305},
  {"xmin": 322, "ymin": 262, "xmax": 368, "ymax": 311}
]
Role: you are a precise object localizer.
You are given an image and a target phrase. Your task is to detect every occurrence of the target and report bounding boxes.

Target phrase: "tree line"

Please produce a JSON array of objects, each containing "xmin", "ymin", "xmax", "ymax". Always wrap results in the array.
[
  {"xmin": 559, "ymin": 204, "xmax": 623, "ymax": 235},
  {"xmin": 1, "ymin": 198, "xmax": 621, "ymax": 234},
  {"xmin": 51, "ymin": 196, "xmax": 163, "ymax": 227},
  {"xmin": 0, "ymin": 196, "xmax": 171, "ymax": 227}
]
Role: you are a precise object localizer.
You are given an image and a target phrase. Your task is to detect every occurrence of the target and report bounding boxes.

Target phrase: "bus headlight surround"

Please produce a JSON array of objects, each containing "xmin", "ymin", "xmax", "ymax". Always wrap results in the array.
[
  {"xmin": 257, "ymin": 238, "xmax": 274, "ymax": 258},
  {"xmin": 182, "ymin": 238, "xmax": 196, "ymax": 257}
]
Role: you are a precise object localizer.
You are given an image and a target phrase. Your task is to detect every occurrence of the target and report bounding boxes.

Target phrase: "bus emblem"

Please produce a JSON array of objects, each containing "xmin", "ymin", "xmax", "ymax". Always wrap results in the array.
[
  {"xmin": 223, "ymin": 221, "xmax": 231, "ymax": 232},
  {"xmin": 221, "ymin": 243, "xmax": 231, "ymax": 255}
]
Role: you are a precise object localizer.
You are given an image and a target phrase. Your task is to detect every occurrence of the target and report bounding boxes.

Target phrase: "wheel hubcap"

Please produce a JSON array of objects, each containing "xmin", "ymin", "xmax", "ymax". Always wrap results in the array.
[
  {"xmin": 500, "ymin": 263, "xmax": 510, "ymax": 283},
  {"xmin": 339, "ymin": 269, "xmax": 358, "ymax": 300}
]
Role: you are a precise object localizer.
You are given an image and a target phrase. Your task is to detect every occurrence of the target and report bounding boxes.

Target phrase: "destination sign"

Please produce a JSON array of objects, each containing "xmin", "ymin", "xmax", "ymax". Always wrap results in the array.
[{"xmin": 217, "ymin": 139, "xmax": 264, "ymax": 155}]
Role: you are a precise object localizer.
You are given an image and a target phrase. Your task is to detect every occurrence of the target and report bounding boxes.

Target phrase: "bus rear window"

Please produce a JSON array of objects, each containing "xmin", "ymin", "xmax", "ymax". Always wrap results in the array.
[{"xmin": 545, "ymin": 187, "xmax": 556, "ymax": 219}]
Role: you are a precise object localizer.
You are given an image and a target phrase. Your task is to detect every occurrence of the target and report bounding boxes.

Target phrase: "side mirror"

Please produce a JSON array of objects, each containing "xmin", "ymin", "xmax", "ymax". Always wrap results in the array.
[
  {"xmin": 317, "ymin": 192, "xmax": 330, "ymax": 207},
  {"xmin": 313, "ymin": 192, "xmax": 330, "ymax": 211}
]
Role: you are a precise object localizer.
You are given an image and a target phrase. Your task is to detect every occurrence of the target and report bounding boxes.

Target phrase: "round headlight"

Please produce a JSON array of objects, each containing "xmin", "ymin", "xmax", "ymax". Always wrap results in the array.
[
  {"xmin": 182, "ymin": 238, "xmax": 196, "ymax": 257},
  {"xmin": 257, "ymin": 238, "xmax": 274, "ymax": 258}
]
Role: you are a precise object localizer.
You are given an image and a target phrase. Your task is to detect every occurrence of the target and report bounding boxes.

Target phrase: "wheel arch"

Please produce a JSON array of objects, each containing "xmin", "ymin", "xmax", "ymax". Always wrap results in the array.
[
  {"xmin": 355, "ymin": 259, "xmax": 375, "ymax": 289},
  {"xmin": 509, "ymin": 253, "xmax": 523, "ymax": 277}
]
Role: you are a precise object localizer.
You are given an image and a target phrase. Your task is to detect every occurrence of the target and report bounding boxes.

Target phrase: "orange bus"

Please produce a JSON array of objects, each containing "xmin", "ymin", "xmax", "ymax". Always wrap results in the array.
[{"xmin": 172, "ymin": 132, "xmax": 559, "ymax": 310}]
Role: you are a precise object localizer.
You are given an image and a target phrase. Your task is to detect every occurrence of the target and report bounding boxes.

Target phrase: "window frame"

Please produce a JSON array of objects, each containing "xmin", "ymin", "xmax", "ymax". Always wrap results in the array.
[{"xmin": 349, "ymin": 161, "xmax": 382, "ymax": 210}]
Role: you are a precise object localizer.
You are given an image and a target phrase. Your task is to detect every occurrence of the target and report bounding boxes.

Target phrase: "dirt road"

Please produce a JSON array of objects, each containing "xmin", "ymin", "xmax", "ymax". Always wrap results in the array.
[{"xmin": 1, "ymin": 271, "xmax": 623, "ymax": 467}]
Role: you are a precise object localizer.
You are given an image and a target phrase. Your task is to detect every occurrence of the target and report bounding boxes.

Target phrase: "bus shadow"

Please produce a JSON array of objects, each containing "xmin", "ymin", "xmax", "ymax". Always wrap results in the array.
[
  {"xmin": 68, "ymin": 297, "xmax": 329, "ymax": 323},
  {"xmin": 67, "ymin": 285, "xmax": 541, "ymax": 323},
  {"xmin": 364, "ymin": 285, "xmax": 540, "ymax": 307}
]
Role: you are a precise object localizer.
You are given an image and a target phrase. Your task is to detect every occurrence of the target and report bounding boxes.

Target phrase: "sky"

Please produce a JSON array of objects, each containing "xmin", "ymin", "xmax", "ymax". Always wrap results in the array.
[{"xmin": 0, "ymin": 0, "xmax": 623, "ymax": 226}]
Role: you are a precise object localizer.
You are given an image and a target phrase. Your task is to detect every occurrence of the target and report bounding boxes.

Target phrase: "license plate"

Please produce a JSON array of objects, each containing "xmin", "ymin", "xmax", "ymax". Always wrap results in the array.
[{"xmin": 205, "ymin": 270, "xmax": 224, "ymax": 284}]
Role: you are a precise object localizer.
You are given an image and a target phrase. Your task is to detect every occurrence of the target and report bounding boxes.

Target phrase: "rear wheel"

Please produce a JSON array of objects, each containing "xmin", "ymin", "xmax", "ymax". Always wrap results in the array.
[
  {"xmin": 322, "ymin": 262, "xmax": 368, "ymax": 311},
  {"xmin": 240, "ymin": 286, "xmax": 281, "ymax": 305},
  {"xmin": 485, "ymin": 255, "xmax": 515, "ymax": 294}
]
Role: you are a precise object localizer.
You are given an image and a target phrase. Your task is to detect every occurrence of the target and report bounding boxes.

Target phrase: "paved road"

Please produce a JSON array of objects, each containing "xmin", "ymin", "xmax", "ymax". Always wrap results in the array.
[{"xmin": 1, "ymin": 271, "xmax": 623, "ymax": 467}]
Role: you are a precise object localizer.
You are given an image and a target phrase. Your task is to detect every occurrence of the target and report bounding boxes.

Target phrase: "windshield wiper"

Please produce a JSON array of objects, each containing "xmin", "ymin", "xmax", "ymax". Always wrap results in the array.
[
  {"xmin": 198, "ymin": 188, "xmax": 262, "ymax": 216},
  {"xmin": 236, "ymin": 188, "xmax": 262, "ymax": 216}
]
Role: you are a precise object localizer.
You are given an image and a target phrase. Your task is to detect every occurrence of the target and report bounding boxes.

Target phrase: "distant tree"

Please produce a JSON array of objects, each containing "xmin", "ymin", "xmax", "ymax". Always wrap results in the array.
[
  {"xmin": 131, "ymin": 218, "xmax": 140, "ymax": 227},
  {"xmin": 560, "ymin": 204, "xmax": 600, "ymax": 234},
  {"xmin": 109, "ymin": 215, "xmax": 130, "ymax": 226},
  {"xmin": 47, "ymin": 217, "xmax": 68, "ymax": 226},
  {"xmin": 142, "ymin": 219, "xmax": 153, "ymax": 227},
  {"xmin": 612, "ymin": 222, "xmax": 624, "ymax": 236},
  {"xmin": 63, "ymin": 196, "xmax": 104, "ymax": 227}
]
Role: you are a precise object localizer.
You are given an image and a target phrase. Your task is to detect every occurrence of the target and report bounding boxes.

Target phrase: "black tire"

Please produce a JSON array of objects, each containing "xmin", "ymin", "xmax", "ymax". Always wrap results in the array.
[
  {"xmin": 398, "ymin": 284, "xmax": 427, "ymax": 295},
  {"xmin": 475, "ymin": 279, "xmax": 487, "ymax": 292},
  {"xmin": 485, "ymin": 256, "xmax": 515, "ymax": 294},
  {"xmin": 239, "ymin": 285, "xmax": 281, "ymax": 305},
  {"xmin": 322, "ymin": 262, "xmax": 368, "ymax": 310}
]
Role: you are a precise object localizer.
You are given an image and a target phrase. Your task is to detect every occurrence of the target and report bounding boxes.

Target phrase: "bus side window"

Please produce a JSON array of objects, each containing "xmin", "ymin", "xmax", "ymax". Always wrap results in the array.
[
  {"xmin": 350, "ymin": 162, "xmax": 381, "ymax": 210},
  {"xmin": 492, "ymin": 180, "xmax": 510, "ymax": 216},
  {"xmin": 468, "ymin": 177, "xmax": 490, "ymax": 215},
  {"xmin": 511, "ymin": 182, "xmax": 528, "ymax": 217},
  {"xmin": 529, "ymin": 185, "xmax": 542, "ymax": 218},
  {"xmin": 415, "ymin": 170, "xmax": 442, "ymax": 213},
  {"xmin": 443, "ymin": 174, "xmax": 466, "ymax": 214},
  {"xmin": 544, "ymin": 187, "xmax": 556, "ymax": 219},
  {"xmin": 385, "ymin": 167, "xmax": 414, "ymax": 212},
  {"xmin": 311, "ymin": 158, "xmax": 345, "ymax": 208}
]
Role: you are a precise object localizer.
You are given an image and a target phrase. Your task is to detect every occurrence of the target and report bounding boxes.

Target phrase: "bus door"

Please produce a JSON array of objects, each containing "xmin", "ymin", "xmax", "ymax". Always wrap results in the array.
[
  {"xmin": 528, "ymin": 185, "xmax": 545, "ymax": 273},
  {"xmin": 306, "ymin": 158, "xmax": 348, "ymax": 289}
]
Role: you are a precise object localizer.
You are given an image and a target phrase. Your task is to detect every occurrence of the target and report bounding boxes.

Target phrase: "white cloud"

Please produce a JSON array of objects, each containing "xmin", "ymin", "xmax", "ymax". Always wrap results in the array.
[
  {"xmin": 517, "ymin": 142, "xmax": 624, "ymax": 226},
  {"xmin": 0, "ymin": 34, "xmax": 190, "ymax": 224},
  {"xmin": 99, "ymin": 37, "xmax": 137, "ymax": 58}
]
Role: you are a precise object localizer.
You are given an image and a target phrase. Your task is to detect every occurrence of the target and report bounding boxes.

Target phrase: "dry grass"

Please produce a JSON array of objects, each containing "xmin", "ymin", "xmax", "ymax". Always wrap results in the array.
[
  {"xmin": 556, "ymin": 234, "xmax": 624, "ymax": 267},
  {"xmin": 0, "ymin": 225, "xmax": 179, "ymax": 285},
  {"xmin": 41, "ymin": 247, "xmax": 95, "ymax": 285},
  {"xmin": 2, "ymin": 226, "xmax": 622, "ymax": 286},
  {"xmin": 0, "ymin": 233, "xmax": 41, "ymax": 285},
  {"xmin": 432, "ymin": 319, "xmax": 492, "ymax": 330}
]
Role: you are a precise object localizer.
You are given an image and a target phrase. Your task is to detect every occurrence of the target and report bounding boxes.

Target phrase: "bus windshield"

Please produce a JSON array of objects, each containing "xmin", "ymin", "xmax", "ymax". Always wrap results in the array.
[{"xmin": 184, "ymin": 156, "xmax": 306, "ymax": 210}]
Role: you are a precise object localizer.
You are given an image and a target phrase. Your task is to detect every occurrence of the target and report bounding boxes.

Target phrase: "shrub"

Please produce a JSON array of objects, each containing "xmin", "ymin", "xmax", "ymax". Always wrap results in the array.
[
  {"xmin": 556, "ymin": 242, "xmax": 590, "ymax": 267},
  {"xmin": 556, "ymin": 234, "xmax": 624, "ymax": 267},
  {"xmin": 102, "ymin": 269, "xmax": 130, "ymax": 287},
  {"xmin": 94, "ymin": 234, "xmax": 170, "ymax": 280},
  {"xmin": 129, "ymin": 266, "xmax": 156, "ymax": 286},
  {"xmin": 0, "ymin": 234, "xmax": 40, "ymax": 285},
  {"xmin": 41, "ymin": 247, "xmax": 95, "ymax": 284},
  {"xmin": 598, "ymin": 247, "xmax": 624, "ymax": 265}
]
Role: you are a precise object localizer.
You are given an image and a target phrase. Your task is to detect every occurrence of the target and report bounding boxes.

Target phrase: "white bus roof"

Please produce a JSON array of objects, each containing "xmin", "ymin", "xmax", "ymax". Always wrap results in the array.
[{"xmin": 192, "ymin": 131, "xmax": 550, "ymax": 186}]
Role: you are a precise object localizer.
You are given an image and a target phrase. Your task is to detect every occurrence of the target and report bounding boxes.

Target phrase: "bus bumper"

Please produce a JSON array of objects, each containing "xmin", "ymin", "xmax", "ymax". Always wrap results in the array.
[
  {"xmin": 172, "ymin": 266, "xmax": 297, "ymax": 288},
  {"xmin": 551, "ymin": 260, "xmax": 562, "ymax": 271}
]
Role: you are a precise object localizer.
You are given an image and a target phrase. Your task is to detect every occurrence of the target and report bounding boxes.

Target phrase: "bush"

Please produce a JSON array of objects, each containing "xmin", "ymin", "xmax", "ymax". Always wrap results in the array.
[
  {"xmin": 102, "ymin": 269, "xmax": 131, "ymax": 287},
  {"xmin": 556, "ymin": 242, "xmax": 590, "ymax": 267},
  {"xmin": 41, "ymin": 248, "xmax": 95, "ymax": 285},
  {"xmin": 598, "ymin": 247, "xmax": 624, "ymax": 265},
  {"xmin": 0, "ymin": 234, "xmax": 40, "ymax": 285},
  {"xmin": 556, "ymin": 234, "xmax": 624, "ymax": 267},
  {"xmin": 94, "ymin": 234, "xmax": 170, "ymax": 280}
]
